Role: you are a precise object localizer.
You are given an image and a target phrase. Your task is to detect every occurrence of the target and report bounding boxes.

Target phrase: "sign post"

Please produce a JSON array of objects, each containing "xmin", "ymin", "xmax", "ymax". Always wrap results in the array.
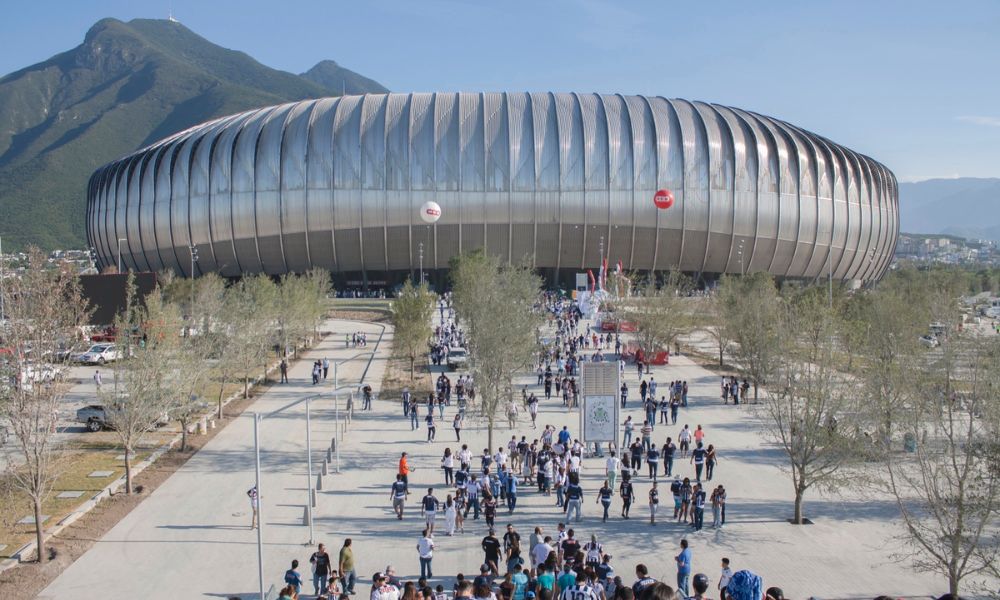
[{"xmin": 580, "ymin": 362, "xmax": 621, "ymax": 456}]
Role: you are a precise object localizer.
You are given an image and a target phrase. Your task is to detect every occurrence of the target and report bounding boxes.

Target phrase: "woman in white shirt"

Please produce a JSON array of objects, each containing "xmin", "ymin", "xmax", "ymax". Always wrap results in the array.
[{"xmin": 444, "ymin": 494, "xmax": 457, "ymax": 536}]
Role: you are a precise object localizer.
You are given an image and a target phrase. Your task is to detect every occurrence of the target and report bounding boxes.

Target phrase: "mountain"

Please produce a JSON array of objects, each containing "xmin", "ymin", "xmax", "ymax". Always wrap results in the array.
[
  {"xmin": 0, "ymin": 17, "xmax": 386, "ymax": 251},
  {"xmin": 899, "ymin": 177, "xmax": 1000, "ymax": 241},
  {"xmin": 301, "ymin": 60, "xmax": 388, "ymax": 95}
]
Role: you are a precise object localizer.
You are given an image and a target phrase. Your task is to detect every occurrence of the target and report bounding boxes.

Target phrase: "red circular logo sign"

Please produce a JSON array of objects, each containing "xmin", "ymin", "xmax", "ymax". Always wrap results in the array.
[{"xmin": 653, "ymin": 189, "xmax": 674, "ymax": 209}]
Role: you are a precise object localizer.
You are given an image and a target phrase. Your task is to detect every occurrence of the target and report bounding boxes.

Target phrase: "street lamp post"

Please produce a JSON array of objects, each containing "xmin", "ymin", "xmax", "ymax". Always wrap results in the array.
[
  {"xmin": 418, "ymin": 242, "xmax": 424, "ymax": 285},
  {"xmin": 252, "ymin": 413, "xmax": 265, "ymax": 600},
  {"xmin": 117, "ymin": 238, "xmax": 127, "ymax": 273},
  {"xmin": 189, "ymin": 246, "xmax": 199, "ymax": 333}
]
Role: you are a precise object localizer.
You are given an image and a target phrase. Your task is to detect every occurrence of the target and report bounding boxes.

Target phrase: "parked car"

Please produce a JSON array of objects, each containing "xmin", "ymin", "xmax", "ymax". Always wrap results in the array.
[
  {"xmin": 76, "ymin": 404, "xmax": 170, "ymax": 432},
  {"xmin": 446, "ymin": 347, "xmax": 469, "ymax": 370},
  {"xmin": 919, "ymin": 335, "xmax": 939, "ymax": 348},
  {"xmin": 73, "ymin": 343, "xmax": 120, "ymax": 365}
]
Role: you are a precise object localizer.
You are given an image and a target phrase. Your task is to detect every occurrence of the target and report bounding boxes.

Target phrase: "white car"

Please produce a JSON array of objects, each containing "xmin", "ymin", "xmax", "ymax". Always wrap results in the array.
[
  {"xmin": 446, "ymin": 347, "xmax": 469, "ymax": 370},
  {"xmin": 74, "ymin": 343, "xmax": 121, "ymax": 365},
  {"xmin": 919, "ymin": 335, "xmax": 939, "ymax": 348}
]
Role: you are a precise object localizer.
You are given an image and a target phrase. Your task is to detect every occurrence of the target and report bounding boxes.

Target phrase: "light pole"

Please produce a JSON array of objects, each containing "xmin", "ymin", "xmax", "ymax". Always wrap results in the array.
[
  {"xmin": 418, "ymin": 242, "xmax": 424, "ymax": 285},
  {"xmin": 117, "ymin": 238, "xmax": 127, "ymax": 273},
  {"xmin": 252, "ymin": 413, "xmax": 265, "ymax": 600},
  {"xmin": 305, "ymin": 397, "xmax": 315, "ymax": 544},
  {"xmin": 828, "ymin": 245, "xmax": 833, "ymax": 310},
  {"xmin": 189, "ymin": 246, "xmax": 199, "ymax": 333}
]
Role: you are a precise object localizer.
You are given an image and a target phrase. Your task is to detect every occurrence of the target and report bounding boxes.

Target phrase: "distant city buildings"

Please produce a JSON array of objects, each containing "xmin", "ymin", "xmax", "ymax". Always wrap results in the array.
[{"xmin": 894, "ymin": 233, "xmax": 1000, "ymax": 267}]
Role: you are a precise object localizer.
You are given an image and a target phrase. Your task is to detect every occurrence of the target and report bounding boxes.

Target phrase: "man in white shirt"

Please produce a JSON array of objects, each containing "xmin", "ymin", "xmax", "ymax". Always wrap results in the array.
[
  {"xmin": 605, "ymin": 451, "xmax": 620, "ymax": 490},
  {"xmin": 532, "ymin": 535, "xmax": 555, "ymax": 571},
  {"xmin": 371, "ymin": 572, "xmax": 400, "ymax": 600},
  {"xmin": 458, "ymin": 445, "xmax": 473, "ymax": 466},
  {"xmin": 417, "ymin": 529, "xmax": 435, "ymax": 579}
]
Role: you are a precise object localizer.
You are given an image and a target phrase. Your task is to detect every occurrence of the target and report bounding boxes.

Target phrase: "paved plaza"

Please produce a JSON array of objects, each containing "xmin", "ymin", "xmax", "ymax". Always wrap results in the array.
[{"xmin": 38, "ymin": 315, "xmax": 943, "ymax": 599}]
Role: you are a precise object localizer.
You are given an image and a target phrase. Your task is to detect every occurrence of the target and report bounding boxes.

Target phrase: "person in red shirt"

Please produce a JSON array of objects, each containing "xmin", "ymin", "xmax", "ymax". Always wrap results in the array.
[{"xmin": 399, "ymin": 452, "xmax": 412, "ymax": 497}]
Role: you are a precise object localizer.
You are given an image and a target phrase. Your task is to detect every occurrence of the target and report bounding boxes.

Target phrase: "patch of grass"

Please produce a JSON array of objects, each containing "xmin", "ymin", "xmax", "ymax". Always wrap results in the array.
[{"xmin": 0, "ymin": 447, "xmax": 151, "ymax": 558}]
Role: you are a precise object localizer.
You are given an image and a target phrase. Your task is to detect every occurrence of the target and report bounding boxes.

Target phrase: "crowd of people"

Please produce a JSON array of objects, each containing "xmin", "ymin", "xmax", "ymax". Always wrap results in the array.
[{"xmin": 265, "ymin": 293, "xmax": 784, "ymax": 600}]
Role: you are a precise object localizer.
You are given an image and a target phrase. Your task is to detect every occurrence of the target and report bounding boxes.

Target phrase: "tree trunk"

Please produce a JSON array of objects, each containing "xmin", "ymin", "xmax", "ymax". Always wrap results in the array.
[
  {"xmin": 409, "ymin": 356, "xmax": 415, "ymax": 381},
  {"xmin": 487, "ymin": 420, "xmax": 494, "ymax": 451},
  {"xmin": 793, "ymin": 487, "xmax": 804, "ymax": 524},
  {"xmin": 217, "ymin": 375, "xmax": 228, "ymax": 419},
  {"xmin": 244, "ymin": 376, "xmax": 250, "ymax": 399},
  {"xmin": 718, "ymin": 346, "xmax": 724, "ymax": 366},
  {"xmin": 33, "ymin": 497, "xmax": 45, "ymax": 562},
  {"xmin": 753, "ymin": 382, "xmax": 759, "ymax": 404},
  {"xmin": 180, "ymin": 423, "xmax": 188, "ymax": 452},
  {"xmin": 124, "ymin": 447, "xmax": 134, "ymax": 494}
]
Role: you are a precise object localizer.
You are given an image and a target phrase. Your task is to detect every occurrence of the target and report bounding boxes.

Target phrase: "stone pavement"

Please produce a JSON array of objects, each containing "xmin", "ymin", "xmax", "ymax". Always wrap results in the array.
[
  {"xmin": 40, "ymin": 313, "xmax": 947, "ymax": 599},
  {"xmin": 37, "ymin": 318, "xmax": 391, "ymax": 600}
]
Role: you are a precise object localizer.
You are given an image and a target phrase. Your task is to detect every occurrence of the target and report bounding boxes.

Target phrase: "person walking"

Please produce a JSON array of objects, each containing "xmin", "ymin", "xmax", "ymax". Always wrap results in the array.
[
  {"xmin": 605, "ymin": 451, "xmax": 619, "ymax": 491},
  {"xmin": 692, "ymin": 483, "xmax": 706, "ymax": 530},
  {"xmin": 565, "ymin": 477, "xmax": 584, "ymax": 522},
  {"xmin": 246, "ymin": 485, "xmax": 259, "ymax": 529},
  {"xmin": 622, "ymin": 416, "xmax": 633, "ymax": 448},
  {"xmin": 93, "ymin": 369, "xmax": 102, "ymax": 391},
  {"xmin": 482, "ymin": 528, "xmax": 502, "ymax": 576},
  {"xmin": 691, "ymin": 442, "xmax": 706, "ymax": 481},
  {"xmin": 417, "ymin": 529, "xmax": 435, "ymax": 579},
  {"xmin": 619, "ymin": 473, "xmax": 635, "ymax": 519},
  {"xmin": 675, "ymin": 539, "xmax": 692, "ymax": 596},
  {"xmin": 279, "ymin": 359, "xmax": 288, "ymax": 383},
  {"xmin": 310, "ymin": 543, "xmax": 332, "ymax": 596},
  {"xmin": 390, "ymin": 474, "xmax": 407, "ymax": 519},
  {"xmin": 426, "ymin": 412, "xmax": 437, "ymax": 442},
  {"xmin": 663, "ymin": 437, "xmax": 676, "ymax": 478},
  {"xmin": 646, "ymin": 444, "xmax": 660, "ymax": 480},
  {"xmin": 442, "ymin": 448, "xmax": 455, "ymax": 485},
  {"xmin": 411, "ymin": 400, "xmax": 420, "ymax": 430},
  {"xmin": 398, "ymin": 452, "xmax": 412, "ymax": 496},
  {"xmin": 597, "ymin": 480, "xmax": 613, "ymax": 522},
  {"xmin": 283, "ymin": 559, "xmax": 303, "ymax": 596},
  {"xmin": 648, "ymin": 481, "xmax": 659, "ymax": 525},
  {"xmin": 421, "ymin": 488, "xmax": 440, "ymax": 535},
  {"xmin": 444, "ymin": 495, "xmax": 457, "ymax": 535},
  {"xmin": 339, "ymin": 538, "xmax": 357, "ymax": 595},
  {"xmin": 506, "ymin": 471, "xmax": 519, "ymax": 513},
  {"xmin": 710, "ymin": 486, "xmax": 724, "ymax": 529},
  {"xmin": 705, "ymin": 444, "xmax": 718, "ymax": 481},
  {"xmin": 322, "ymin": 357, "xmax": 330, "ymax": 380},
  {"xmin": 453, "ymin": 413, "xmax": 463, "ymax": 441}
]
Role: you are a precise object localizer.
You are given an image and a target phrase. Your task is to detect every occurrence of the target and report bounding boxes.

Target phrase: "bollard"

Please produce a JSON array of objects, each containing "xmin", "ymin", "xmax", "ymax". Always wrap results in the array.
[
  {"xmin": 311, "ymin": 489, "xmax": 317, "ymax": 508},
  {"xmin": 303, "ymin": 505, "xmax": 311, "ymax": 526},
  {"xmin": 330, "ymin": 437, "xmax": 337, "ymax": 452},
  {"xmin": 326, "ymin": 448, "xmax": 332, "ymax": 463},
  {"xmin": 322, "ymin": 460, "xmax": 329, "ymax": 476},
  {"xmin": 316, "ymin": 472, "xmax": 323, "ymax": 491}
]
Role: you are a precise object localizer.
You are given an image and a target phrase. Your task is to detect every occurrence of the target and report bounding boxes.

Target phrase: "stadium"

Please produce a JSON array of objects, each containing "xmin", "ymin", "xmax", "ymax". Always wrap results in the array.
[{"xmin": 86, "ymin": 92, "xmax": 898, "ymax": 289}]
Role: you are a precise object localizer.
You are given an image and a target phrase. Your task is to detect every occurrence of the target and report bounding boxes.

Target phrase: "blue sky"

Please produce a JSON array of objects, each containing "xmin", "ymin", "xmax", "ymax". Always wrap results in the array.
[{"xmin": 2, "ymin": 0, "xmax": 998, "ymax": 182}]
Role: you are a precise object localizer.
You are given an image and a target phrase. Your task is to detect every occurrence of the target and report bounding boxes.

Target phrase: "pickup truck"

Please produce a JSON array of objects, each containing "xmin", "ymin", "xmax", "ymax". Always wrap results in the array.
[{"xmin": 76, "ymin": 404, "xmax": 170, "ymax": 432}]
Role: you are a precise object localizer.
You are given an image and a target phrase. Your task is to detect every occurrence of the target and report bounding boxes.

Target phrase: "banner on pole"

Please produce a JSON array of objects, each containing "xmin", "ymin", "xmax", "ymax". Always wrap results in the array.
[{"xmin": 580, "ymin": 362, "xmax": 621, "ymax": 445}]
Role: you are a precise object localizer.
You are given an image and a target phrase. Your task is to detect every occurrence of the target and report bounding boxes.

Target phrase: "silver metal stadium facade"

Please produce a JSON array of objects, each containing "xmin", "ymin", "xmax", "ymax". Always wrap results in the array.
[{"xmin": 86, "ymin": 92, "xmax": 898, "ymax": 287}]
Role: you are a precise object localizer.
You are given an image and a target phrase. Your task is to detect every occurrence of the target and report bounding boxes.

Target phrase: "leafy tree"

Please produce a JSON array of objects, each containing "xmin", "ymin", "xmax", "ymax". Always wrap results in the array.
[
  {"xmin": 621, "ymin": 271, "xmax": 692, "ymax": 372},
  {"xmin": 220, "ymin": 275, "xmax": 276, "ymax": 399},
  {"xmin": 102, "ymin": 278, "xmax": 185, "ymax": 494},
  {"xmin": 881, "ymin": 332, "xmax": 1000, "ymax": 596},
  {"xmin": 761, "ymin": 291, "xmax": 861, "ymax": 524},
  {"xmin": 452, "ymin": 251, "xmax": 542, "ymax": 449},
  {"xmin": 391, "ymin": 280, "xmax": 435, "ymax": 380},
  {"xmin": 0, "ymin": 248, "xmax": 91, "ymax": 561},
  {"xmin": 719, "ymin": 272, "xmax": 782, "ymax": 402}
]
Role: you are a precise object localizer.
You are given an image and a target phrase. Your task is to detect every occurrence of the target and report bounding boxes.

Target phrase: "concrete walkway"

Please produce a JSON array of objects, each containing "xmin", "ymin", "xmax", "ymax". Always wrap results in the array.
[
  {"xmin": 40, "ymin": 312, "xmax": 949, "ymax": 599},
  {"xmin": 38, "ymin": 318, "xmax": 391, "ymax": 600}
]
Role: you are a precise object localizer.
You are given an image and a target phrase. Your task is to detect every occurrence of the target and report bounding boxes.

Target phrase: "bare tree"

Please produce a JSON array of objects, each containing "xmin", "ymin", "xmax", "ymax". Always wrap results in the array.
[
  {"xmin": 452, "ymin": 252, "xmax": 542, "ymax": 449},
  {"xmin": 391, "ymin": 280, "xmax": 435, "ymax": 380},
  {"xmin": 220, "ymin": 275, "xmax": 275, "ymax": 399},
  {"xmin": 102, "ymin": 279, "xmax": 184, "ymax": 494},
  {"xmin": 702, "ymin": 278, "xmax": 735, "ymax": 366},
  {"xmin": 760, "ymin": 290, "xmax": 861, "ymax": 524},
  {"xmin": 621, "ymin": 271, "xmax": 692, "ymax": 373},
  {"xmin": 0, "ymin": 248, "xmax": 90, "ymax": 561},
  {"xmin": 881, "ymin": 332, "xmax": 1000, "ymax": 596},
  {"xmin": 720, "ymin": 272, "xmax": 782, "ymax": 402}
]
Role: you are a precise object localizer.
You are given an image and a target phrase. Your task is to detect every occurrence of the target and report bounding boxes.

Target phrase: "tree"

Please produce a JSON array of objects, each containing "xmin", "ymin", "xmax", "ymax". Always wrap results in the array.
[
  {"xmin": 0, "ymin": 248, "xmax": 91, "ymax": 562},
  {"xmin": 221, "ymin": 275, "xmax": 276, "ymax": 399},
  {"xmin": 703, "ymin": 276, "xmax": 736, "ymax": 367},
  {"xmin": 622, "ymin": 271, "xmax": 692, "ymax": 373},
  {"xmin": 760, "ymin": 290, "xmax": 861, "ymax": 524},
  {"xmin": 452, "ymin": 251, "xmax": 542, "ymax": 449},
  {"xmin": 102, "ymin": 278, "xmax": 185, "ymax": 494},
  {"xmin": 720, "ymin": 272, "xmax": 782, "ymax": 402},
  {"xmin": 880, "ymin": 332, "xmax": 1000, "ymax": 597},
  {"xmin": 391, "ymin": 280, "xmax": 435, "ymax": 380}
]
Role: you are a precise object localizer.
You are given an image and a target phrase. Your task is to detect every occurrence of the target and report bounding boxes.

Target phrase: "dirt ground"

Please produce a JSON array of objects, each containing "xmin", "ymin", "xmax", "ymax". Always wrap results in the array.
[{"xmin": 0, "ymin": 382, "xmax": 271, "ymax": 600}]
